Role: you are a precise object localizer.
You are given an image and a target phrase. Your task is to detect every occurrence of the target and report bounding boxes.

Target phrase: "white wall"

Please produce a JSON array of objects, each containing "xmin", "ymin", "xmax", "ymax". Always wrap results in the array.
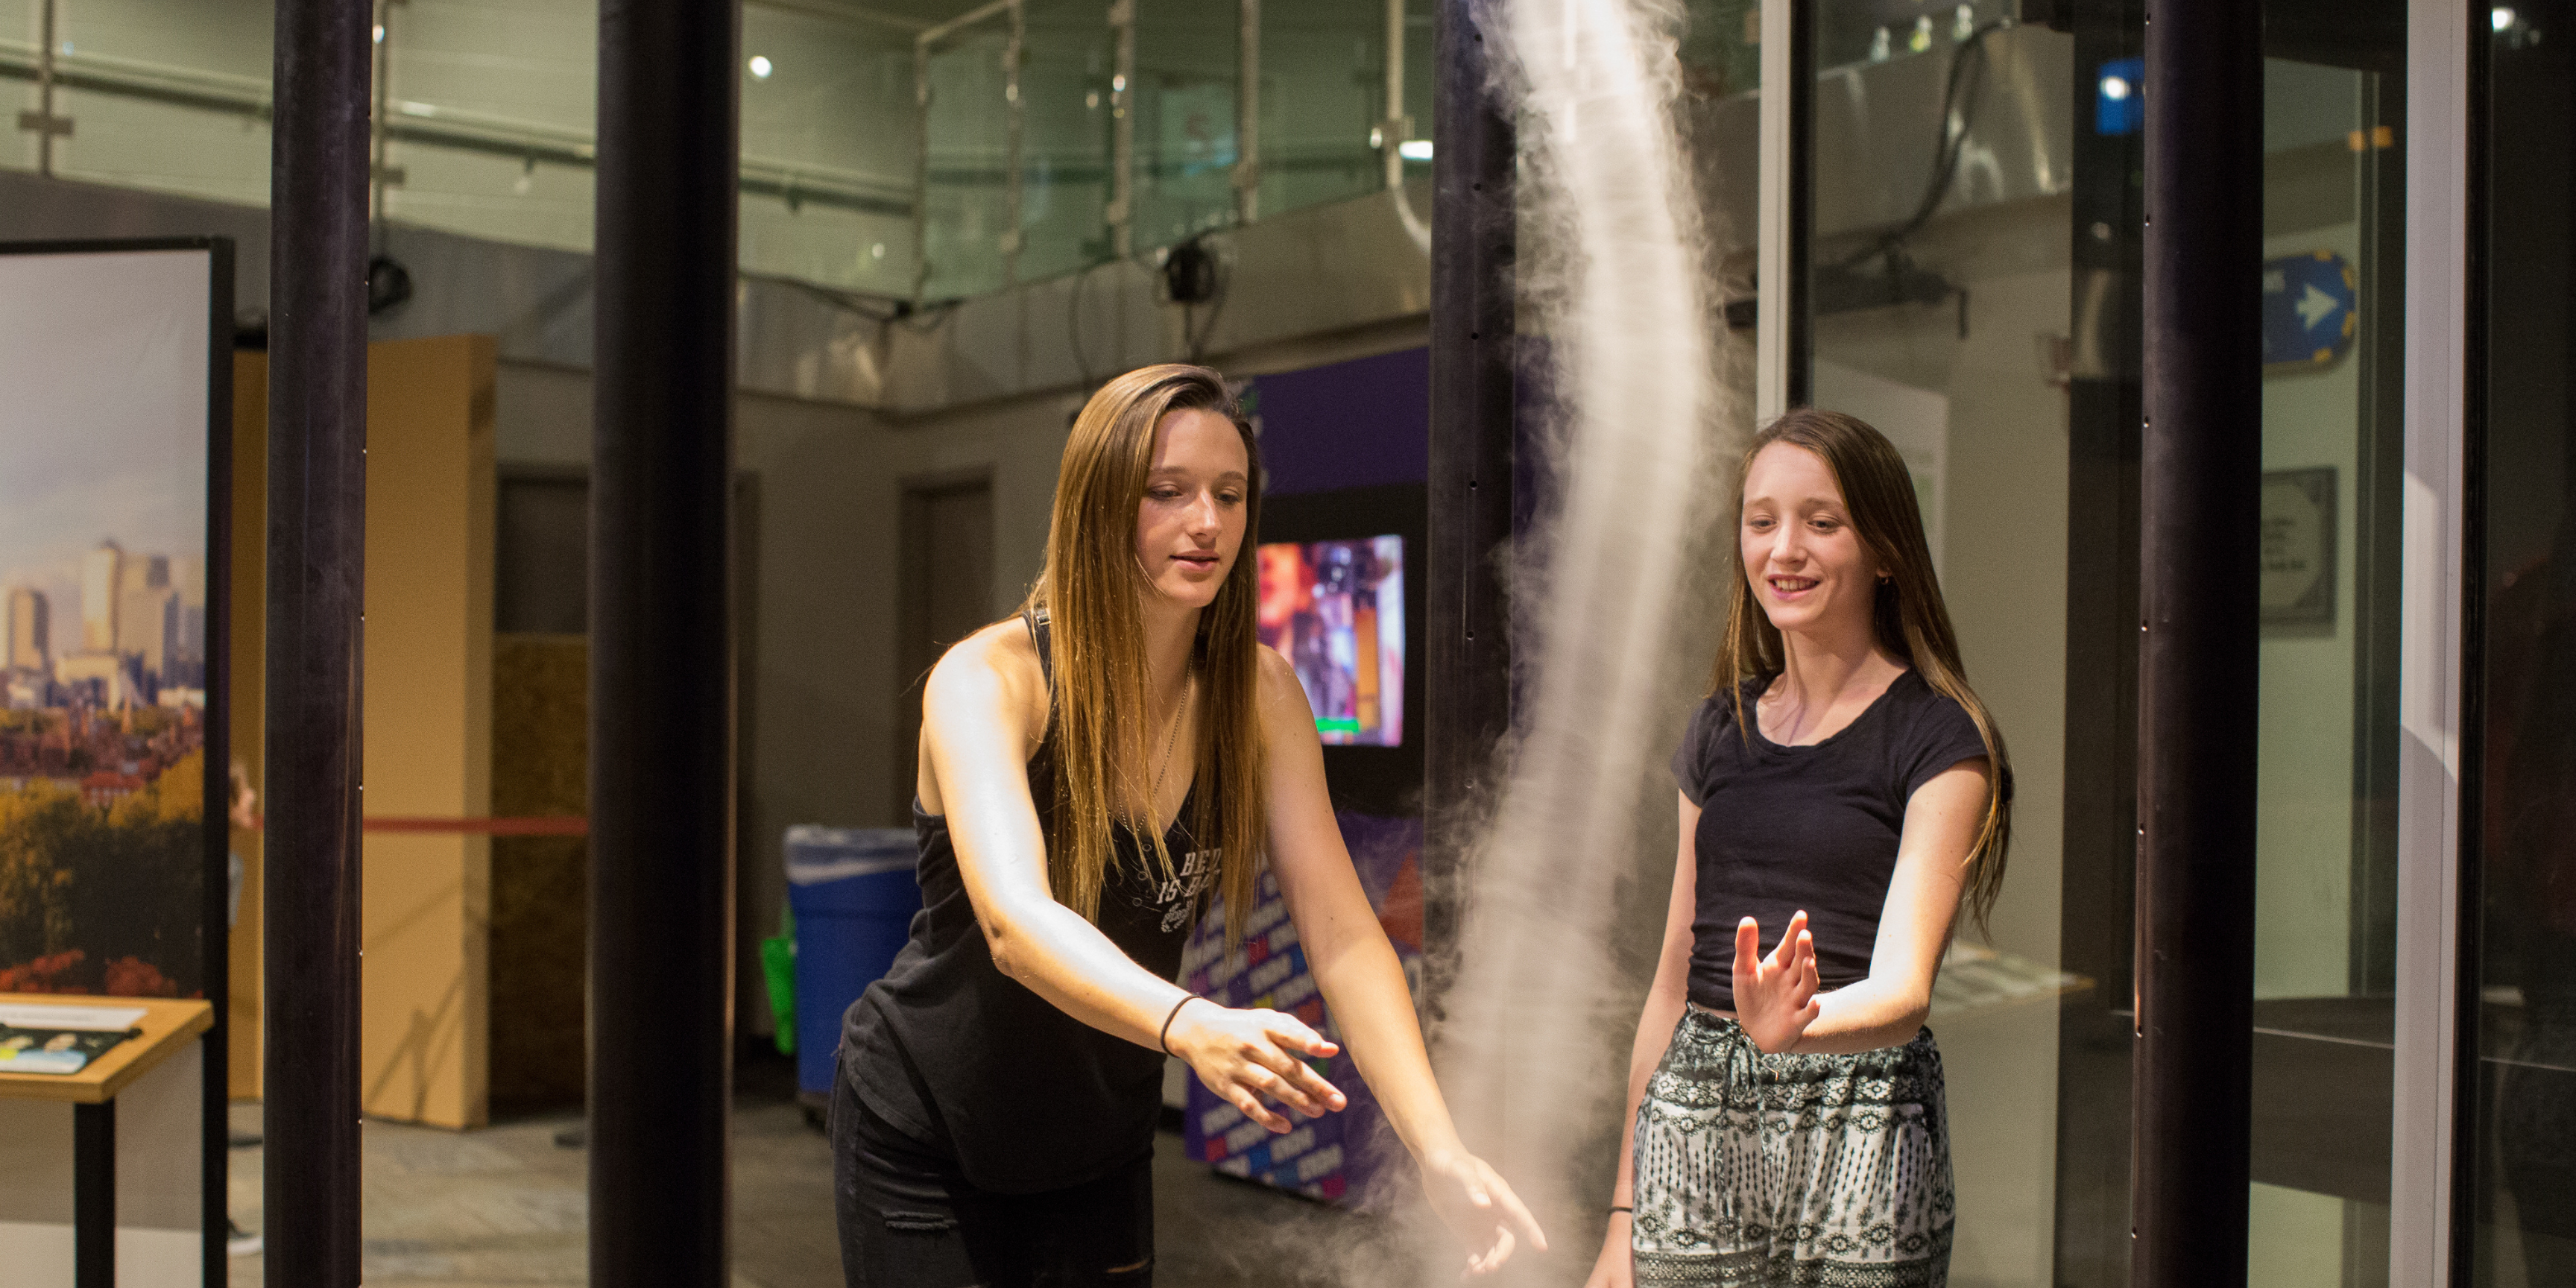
[{"xmin": 0, "ymin": 1041, "xmax": 204, "ymax": 1283}]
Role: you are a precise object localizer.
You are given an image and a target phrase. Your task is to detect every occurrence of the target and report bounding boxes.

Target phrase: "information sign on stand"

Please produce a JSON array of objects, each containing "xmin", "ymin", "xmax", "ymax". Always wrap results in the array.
[{"xmin": 0, "ymin": 239, "xmax": 234, "ymax": 1287}]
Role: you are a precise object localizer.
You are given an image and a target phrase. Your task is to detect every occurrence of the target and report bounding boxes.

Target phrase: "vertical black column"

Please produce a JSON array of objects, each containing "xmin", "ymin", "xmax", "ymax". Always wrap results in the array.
[
  {"xmin": 1422, "ymin": 0, "xmax": 1513, "ymax": 985},
  {"xmin": 1782, "ymin": 0, "xmax": 1816, "ymax": 408},
  {"xmin": 264, "ymin": 0, "xmax": 373, "ymax": 1284},
  {"xmin": 2053, "ymin": 3, "xmax": 2144, "ymax": 1284},
  {"xmin": 2135, "ymin": 0, "xmax": 2261, "ymax": 1284},
  {"xmin": 75, "ymin": 1102, "xmax": 113, "ymax": 1288},
  {"xmin": 590, "ymin": 1, "xmax": 740, "ymax": 1284},
  {"xmin": 198, "ymin": 239, "xmax": 237, "ymax": 1288}
]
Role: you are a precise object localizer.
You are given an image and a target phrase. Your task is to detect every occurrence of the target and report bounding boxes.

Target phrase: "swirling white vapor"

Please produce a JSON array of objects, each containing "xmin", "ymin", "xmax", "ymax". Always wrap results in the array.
[{"xmin": 1423, "ymin": 0, "xmax": 1725, "ymax": 1280}]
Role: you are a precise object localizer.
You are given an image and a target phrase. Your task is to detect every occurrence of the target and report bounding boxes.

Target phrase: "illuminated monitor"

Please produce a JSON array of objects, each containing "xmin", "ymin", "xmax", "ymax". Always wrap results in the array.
[{"xmin": 1254, "ymin": 534, "xmax": 1404, "ymax": 746}]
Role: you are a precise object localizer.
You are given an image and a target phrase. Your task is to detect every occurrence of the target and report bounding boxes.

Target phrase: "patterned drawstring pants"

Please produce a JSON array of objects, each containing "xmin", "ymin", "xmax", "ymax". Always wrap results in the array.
[{"xmin": 1631, "ymin": 1009, "xmax": 1954, "ymax": 1287}]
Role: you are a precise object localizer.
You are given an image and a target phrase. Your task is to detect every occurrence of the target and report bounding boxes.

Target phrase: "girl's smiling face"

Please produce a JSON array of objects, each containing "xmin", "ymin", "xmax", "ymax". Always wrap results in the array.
[
  {"xmin": 1739, "ymin": 441, "xmax": 1884, "ymax": 638},
  {"xmin": 1134, "ymin": 408, "xmax": 1251, "ymax": 610}
]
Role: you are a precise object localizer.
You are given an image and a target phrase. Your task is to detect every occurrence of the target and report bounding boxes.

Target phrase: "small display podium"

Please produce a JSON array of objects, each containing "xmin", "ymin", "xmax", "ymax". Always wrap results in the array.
[{"xmin": 0, "ymin": 994, "xmax": 214, "ymax": 1288}]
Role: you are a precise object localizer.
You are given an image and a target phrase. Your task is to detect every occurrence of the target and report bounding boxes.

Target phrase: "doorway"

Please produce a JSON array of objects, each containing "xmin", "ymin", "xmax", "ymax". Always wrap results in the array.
[{"xmin": 896, "ymin": 474, "xmax": 997, "ymax": 821}]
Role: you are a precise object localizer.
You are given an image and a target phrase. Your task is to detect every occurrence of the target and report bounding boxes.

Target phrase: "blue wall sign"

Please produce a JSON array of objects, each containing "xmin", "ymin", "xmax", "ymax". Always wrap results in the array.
[{"xmin": 2261, "ymin": 250, "xmax": 2358, "ymax": 370}]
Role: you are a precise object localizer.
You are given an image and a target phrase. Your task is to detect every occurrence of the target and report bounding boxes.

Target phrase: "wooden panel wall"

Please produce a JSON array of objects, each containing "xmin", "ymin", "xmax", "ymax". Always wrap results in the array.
[{"xmin": 228, "ymin": 335, "xmax": 497, "ymax": 1127}]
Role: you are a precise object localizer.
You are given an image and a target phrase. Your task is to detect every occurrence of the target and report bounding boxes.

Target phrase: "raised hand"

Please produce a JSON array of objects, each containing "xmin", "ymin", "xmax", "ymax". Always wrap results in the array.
[
  {"xmin": 1420, "ymin": 1148, "xmax": 1548, "ymax": 1277},
  {"xmin": 1165, "ymin": 1000, "xmax": 1350, "ymax": 1132},
  {"xmin": 1730, "ymin": 911, "xmax": 1820, "ymax": 1053}
]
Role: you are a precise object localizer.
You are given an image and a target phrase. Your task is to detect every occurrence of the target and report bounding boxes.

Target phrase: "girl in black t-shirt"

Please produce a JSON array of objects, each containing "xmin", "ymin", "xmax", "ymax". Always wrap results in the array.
[
  {"xmin": 1586, "ymin": 409, "xmax": 2013, "ymax": 1288},
  {"xmin": 831, "ymin": 364, "xmax": 1543, "ymax": 1287}
]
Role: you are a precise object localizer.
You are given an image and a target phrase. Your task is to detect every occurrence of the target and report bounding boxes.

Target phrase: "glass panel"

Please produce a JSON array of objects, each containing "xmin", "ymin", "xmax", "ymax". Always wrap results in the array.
[
  {"xmin": 373, "ymin": 0, "xmax": 595, "ymax": 253},
  {"xmin": 1803, "ymin": 11, "xmax": 2077, "ymax": 1284},
  {"xmin": 740, "ymin": 4, "xmax": 917, "ymax": 294},
  {"xmin": 47, "ymin": 0, "xmax": 274, "ymax": 209},
  {"xmin": 1678, "ymin": 0, "xmax": 1758, "ymax": 309},
  {"xmin": 1398, "ymin": 0, "xmax": 1430, "ymax": 178},
  {"xmin": 1255, "ymin": 0, "xmax": 1382, "ymax": 220},
  {"xmin": 1132, "ymin": 0, "xmax": 1237, "ymax": 251},
  {"xmin": 1681, "ymin": 0, "xmax": 1759, "ymax": 96},
  {"xmin": 0, "ymin": 0, "xmax": 34, "ymax": 174},
  {"xmin": 1816, "ymin": 0, "xmax": 2018, "ymax": 74},
  {"xmin": 2048, "ymin": 13, "xmax": 2141, "ymax": 1281},
  {"xmin": 1789, "ymin": 7, "xmax": 2409, "ymax": 1285},
  {"xmin": 2245, "ymin": 51, "xmax": 2402, "ymax": 1287},
  {"xmin": 1019, "ymin": 0, "xmax": 1115, "ymax": 283},
  {"xmin": 921, "ymin": 18, "xmax": 1014, "ymax": 300},
  {"xmin": 2469, "ymin": 3, "xmax": 2576, "ymax": 1281}
]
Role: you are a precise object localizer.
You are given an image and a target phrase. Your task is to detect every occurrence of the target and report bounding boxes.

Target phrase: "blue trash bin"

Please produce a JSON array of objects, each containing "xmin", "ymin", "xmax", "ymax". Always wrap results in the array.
[{"xmin": 785, "ymin": 825, "xmax": 921, "ymax": 1100}]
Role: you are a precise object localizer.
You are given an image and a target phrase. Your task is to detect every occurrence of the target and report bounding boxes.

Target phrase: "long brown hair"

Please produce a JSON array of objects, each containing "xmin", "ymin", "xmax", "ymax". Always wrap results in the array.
[
  {"xmin": 1020, "ymin": 364, "xmax": 1266, "ymax": 947},
  {"xmin": 1711, "ymin": 408, "xmax": 2015, "ymax": 930}
]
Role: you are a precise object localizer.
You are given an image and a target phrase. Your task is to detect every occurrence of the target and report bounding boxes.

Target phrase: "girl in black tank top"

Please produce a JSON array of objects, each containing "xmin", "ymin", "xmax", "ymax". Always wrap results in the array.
[
  {"xmin": 837, "ymin": 613, "xmax": 1216, "ymax": 1192},
  {"xmin": 1591, "ymin": 412, "xmax": 2012, "ymax": 1288},
  {"xmin": 830, "ymin": 366, "xmax": 1544, "ymax": 1287}
]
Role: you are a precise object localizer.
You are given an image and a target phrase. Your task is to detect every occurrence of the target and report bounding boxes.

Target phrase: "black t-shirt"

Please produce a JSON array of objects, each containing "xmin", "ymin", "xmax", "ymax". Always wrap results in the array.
[
  {"xmin": 837, "ymin": 615, "xmax": 1222, "ymax": 1193},
  {"xmin": 1669, "ymin": 669, "xmax": 1991, "ymax": 1011}
]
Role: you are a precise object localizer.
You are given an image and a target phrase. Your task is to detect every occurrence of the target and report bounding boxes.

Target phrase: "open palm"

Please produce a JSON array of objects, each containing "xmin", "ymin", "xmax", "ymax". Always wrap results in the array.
[{"xmin": 1731, "ymin": 910, "xmax": 1819, "ymax": 1053}]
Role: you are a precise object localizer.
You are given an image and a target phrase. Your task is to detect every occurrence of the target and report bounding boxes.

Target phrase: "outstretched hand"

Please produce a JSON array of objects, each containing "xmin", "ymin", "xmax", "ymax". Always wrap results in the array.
[
  {"xmin": 1731, "ymin": 911, "xmax": 1820, "ymax": 1053},
  {"xmin": 1421, "ymin": 1149, "xmax": 1548, "ymax": 1277},
  {"xmin": 1167, "ymin": 1000, "xmax": 1349, "ymax": 1133}
]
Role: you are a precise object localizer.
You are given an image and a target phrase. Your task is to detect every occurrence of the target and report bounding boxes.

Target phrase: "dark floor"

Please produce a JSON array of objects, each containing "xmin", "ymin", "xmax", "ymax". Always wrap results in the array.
[{"xmin": 226, "ymin": 1052, "xmax": 1390, "ymax": 1287}]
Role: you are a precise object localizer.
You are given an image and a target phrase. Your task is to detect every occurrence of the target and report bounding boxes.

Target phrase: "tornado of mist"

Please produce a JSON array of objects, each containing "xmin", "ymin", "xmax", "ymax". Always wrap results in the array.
[{"xmin": 1431, "ymin": 0, "xmax": 1719, "ymax": 1263}]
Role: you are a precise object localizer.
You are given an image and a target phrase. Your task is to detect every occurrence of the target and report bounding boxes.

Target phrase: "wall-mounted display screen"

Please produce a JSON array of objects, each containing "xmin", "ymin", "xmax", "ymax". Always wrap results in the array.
[{"xmin": 1255, "ymin": 535, "xmax": 1404, "ymax": 746}]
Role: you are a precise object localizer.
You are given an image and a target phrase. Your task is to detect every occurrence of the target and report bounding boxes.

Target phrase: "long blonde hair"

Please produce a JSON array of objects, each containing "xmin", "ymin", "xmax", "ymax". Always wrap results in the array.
[
  {"xmin": 1021, "ymin": 364, "xmax": 1266, "ymax": 946},
  {"xmin": 1713, "ymin": 408, "xmax": 2015, "ymax": 931}
]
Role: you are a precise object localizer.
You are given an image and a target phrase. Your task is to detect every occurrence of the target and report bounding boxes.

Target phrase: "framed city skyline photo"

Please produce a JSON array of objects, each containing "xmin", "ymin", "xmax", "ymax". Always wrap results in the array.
[{"xmin": 0, "ymin": 242, "xmax": 230, "ymax": 1006}]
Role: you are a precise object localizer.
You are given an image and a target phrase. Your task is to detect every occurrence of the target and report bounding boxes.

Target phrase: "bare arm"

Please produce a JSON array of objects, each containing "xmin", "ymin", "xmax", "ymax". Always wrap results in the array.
[
  {"xmin": 925, "ymin": 623, "xmax": 1342, "ymax": 1127},
  {"xmin": 1582, "ymin": 793, "xmax": 1704, "ymax": 1288},
  {"xmin": 1783, "ymin": 759, "xmax": 1990, "ymax": 1055},
  {"xmin": 1255, "ymin": 649, "xmax": 1546, "ymax": 1274}
]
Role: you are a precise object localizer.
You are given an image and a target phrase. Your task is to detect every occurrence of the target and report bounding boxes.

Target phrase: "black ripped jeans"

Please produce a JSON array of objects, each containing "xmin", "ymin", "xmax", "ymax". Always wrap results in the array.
[{"xmin": 831, "ymin": 1070, "xmax": 1155, "ymax": 1288}]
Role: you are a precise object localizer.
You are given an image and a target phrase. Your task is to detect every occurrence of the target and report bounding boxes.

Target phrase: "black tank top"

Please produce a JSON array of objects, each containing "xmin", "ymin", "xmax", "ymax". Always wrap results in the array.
[{"xmin": 837, "ymin": 613, "xmax": 1222, "ymax": 1193}]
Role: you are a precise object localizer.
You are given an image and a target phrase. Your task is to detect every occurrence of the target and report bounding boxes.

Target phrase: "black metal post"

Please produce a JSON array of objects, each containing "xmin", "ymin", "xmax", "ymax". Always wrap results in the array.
[
  {"xmin": 1422, "ymin": 0, "xmax": 1514, "ymax": 988},
  {"xmin": 264, "ymin": 0, "xmax": 373, "ymax": 1283},
  {"xmin": 75, "ymin": 1101, "xmax": 113, "ymax": 1288},
  {"xmin": 1783, "ymin": 0, "xmax": 1816, "ymax": 408},
  {"xmin": 2051, "ymin": 1, "xmax": 2144, "ymax": 1282},
  {"xmin": 198, "ymin": 238, "xmax": 237, "ymax": 1288},
  {"xmin": 2135, "ymin": 0, "xmax": 2261, "ymax": 1283},
  {"xmin": 589, "ymin": 0, "xmax": 739, "ymax": 1282}
]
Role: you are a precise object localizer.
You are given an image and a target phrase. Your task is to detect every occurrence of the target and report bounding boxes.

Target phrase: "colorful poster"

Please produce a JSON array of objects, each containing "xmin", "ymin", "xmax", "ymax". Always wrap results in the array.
[{"xmin": 0, "ymin": 247, "xmax": 217, "ymax": 999}]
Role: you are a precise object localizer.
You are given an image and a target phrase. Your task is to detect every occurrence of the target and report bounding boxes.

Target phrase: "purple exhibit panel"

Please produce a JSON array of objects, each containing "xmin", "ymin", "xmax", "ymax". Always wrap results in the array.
[
  {"xmin": 1178, "ymin": 812, "xmax": 1424, "ymax": 1206},
  {"xmin": 1243, "ymin": 347, "xmax": 1428, "ymax": 498}
]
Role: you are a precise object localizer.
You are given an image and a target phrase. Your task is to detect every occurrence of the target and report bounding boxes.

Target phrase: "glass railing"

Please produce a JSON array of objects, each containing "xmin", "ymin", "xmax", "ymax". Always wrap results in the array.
[
  {"xmin": 907, "ymin": 0, "xmax": 1430, "ymax": 304},
  {"xmin": 0, "ymin": 0, "xmax": 920, "ymax": 296},
  {"xmin": 919, "ymin": 3, "xmax": 1016, "ymax": 300},
  {"xmin": 0, "ymin": 0, "xmax": 1445, "ymax": 304}
]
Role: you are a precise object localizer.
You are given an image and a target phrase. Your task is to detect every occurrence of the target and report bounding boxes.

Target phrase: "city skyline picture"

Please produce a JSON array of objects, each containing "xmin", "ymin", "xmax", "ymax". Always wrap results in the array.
[{"xmin": 0, "ymin": 247, "xmax": 217, "ymax": 1000}]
